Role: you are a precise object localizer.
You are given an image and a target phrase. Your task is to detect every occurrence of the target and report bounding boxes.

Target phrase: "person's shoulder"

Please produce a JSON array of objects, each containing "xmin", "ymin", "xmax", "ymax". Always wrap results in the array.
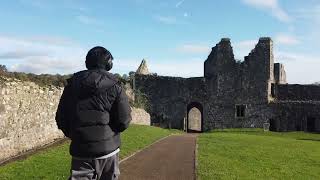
[
  {"xmin": 73, "ymin": 70, "xmax": 89, "ymax": 77},
  {"xmin": 66, "ymin": 70, "xmax": 86, "ymax": 83},
  {"xmin": 98, "ymin": 70, "xmax": 119, "ymax": 83}
]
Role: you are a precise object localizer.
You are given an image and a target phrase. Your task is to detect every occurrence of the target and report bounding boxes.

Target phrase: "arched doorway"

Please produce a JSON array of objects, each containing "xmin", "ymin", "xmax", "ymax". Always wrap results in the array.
[{"xmin": 187, "ymin": 102, "xmax": 203, "ymax": 132}]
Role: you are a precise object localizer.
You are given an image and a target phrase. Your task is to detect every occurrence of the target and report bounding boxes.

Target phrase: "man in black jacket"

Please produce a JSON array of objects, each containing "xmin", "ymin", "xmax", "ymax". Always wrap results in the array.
[{"xmin": 55, "ymin": 46, "xmax": 132, "ymax": 180}]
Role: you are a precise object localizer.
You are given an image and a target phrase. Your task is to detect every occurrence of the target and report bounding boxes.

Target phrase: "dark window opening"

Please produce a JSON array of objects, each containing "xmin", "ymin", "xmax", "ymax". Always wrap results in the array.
[
  {"xmin": 269, "ymin": 118, "xmax": 280, "ymax": 131},
  {"xmin": 307, "ymin": 117, "xmax": 316, "ymax": 132},
  {"xmin": 236, "ymin": 105, "xmax": 246, "ymax": 118},
  {"xmin": 271, "ymin": 84, "xmax": 275, "ymax": 97}
]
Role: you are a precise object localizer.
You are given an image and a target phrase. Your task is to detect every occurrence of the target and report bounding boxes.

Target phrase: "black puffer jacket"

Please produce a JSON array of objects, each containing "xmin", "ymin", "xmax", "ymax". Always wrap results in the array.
[{"xmin": 55, "ymin": 69, "xmax": 131, "ymax": 158}]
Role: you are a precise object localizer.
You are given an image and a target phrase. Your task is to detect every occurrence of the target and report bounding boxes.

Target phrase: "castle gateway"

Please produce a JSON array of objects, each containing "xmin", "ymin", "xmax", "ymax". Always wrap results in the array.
[{"xmin": 134, "ymin": 37, "xmax": 320, "ymax": 132}]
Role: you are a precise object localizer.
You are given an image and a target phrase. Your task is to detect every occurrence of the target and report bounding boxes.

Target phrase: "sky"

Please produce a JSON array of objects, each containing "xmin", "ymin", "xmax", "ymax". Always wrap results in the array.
[{"xmin": 0, "ymin": 0, "xmax": 319, "ymax": 84}]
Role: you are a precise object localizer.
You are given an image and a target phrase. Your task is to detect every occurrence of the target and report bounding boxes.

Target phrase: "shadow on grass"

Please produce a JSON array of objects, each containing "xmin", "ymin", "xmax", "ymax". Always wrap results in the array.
[{"xmin": 297, "ymin": 138, "xmax": 320, "ymax": 142}]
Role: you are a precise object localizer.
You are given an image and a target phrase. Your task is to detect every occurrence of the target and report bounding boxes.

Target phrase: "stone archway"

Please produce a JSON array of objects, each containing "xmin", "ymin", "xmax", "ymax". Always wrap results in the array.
[{"xmin": 187, "ymin": 102, "xmax": 203, "ymax": 132}]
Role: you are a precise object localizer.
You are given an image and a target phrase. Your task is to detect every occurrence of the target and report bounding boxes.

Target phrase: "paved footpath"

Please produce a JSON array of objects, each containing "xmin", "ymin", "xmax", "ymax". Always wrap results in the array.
[{"xmin": 119, "ymin": 134, "xmax": 197, "ymax": 180}]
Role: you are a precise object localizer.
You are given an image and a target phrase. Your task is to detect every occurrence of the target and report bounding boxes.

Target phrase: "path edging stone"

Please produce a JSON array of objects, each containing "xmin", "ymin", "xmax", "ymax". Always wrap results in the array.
[{"xmin": 195, "ymin": 137, "xmax": 198, "ymax": 180}]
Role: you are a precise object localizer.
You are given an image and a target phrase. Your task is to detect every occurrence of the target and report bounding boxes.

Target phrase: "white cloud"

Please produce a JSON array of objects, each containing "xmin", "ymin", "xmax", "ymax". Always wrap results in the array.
[
  {"xmin": 176, "ymin": 44, "xmax": 210, "ymax": 54},
  {"xmin": 241, "ymin": 0, "xmax": 291, "ymax": 23},
  {"xmin": 0, "ymin": 50, "xmax": 49, "ymax": 59},
  {"xmin": 111, "ymin": 57, "xmax": 203, "ymax": 77},
  {"xmin": 10, "ymin": 57, "xmax": 81, "ymax": 74},
  {"xmin": 0, "ymin": 35, "xmax": 86, "ymax": 75},
  {"xmin": 291, "ymin": 4, "xmax": 320, "ymax": 43},
  {"xmin": 291, "ymin": 5, "xmax": 320, "ymax": 19},
  {"xmin": 275, "ymin": 51, "xmax": 300, "ymax": 62},
  {"xmin": 111, "ymin": 58, "xmax": 141, "ymax": 75},
  {"xmin": 149, "ymin": 59, "xmax": 203, "ymax": 77},
  {"xmin": 233, "ymin": 40, "xmax": 257, "ymax": 49},
  {"xmin": 274, "ymin": 34, "xmax": 300, "ymax": 45},
  {"xmin": 232, "ymin": 35, "xmax": 300, "ymax": 60},
  {"xmin": 274, "ymin": 51, "xmax": 320, "ymax": 84},
  {"xmin": 233, "ymin": 40, "xmax": 257, "ymax": 59},
  {"xmin": 176, "ymin": 40, "xmax": 258, "ymax": 59}
]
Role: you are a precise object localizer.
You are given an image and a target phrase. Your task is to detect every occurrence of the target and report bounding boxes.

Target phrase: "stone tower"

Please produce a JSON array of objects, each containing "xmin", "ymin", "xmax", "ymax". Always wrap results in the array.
[{"xmin": 136, "ymin": 59, "xmax": 150, "ymax": 75}]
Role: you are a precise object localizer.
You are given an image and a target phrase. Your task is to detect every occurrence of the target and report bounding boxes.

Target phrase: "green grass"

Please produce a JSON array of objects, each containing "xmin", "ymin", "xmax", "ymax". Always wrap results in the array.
[
  {"xmin": 197, "ymin": 129, "xmax": 320, "ymax": 180},
  {"xmin": 0, "ymin": 124, "xmax": 180, "ymax": 180}
]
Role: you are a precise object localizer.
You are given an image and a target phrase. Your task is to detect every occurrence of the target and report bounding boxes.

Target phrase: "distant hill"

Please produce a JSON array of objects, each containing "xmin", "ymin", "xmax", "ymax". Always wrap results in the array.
[{"xmin": 314, "ymin": 82, "xmax": 320, "ymax": 85}]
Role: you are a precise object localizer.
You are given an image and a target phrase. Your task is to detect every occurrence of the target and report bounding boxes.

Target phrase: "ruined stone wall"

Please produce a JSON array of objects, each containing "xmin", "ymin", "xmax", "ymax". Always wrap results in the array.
[
  {"xmin": 134, "ymin": 75, "xmax": 206, "ymax": 129},
  {"xmin": 0, "ymin": 78, "xmax": 64, "ymax": 162},
  {"xmin": 0, "ymin": 77, "xmax": 150, "ymax": 162},
  {"xmin": 203, "ymin": 38, "xmax": 274, "ymax": 130},
  {"xmin": 134, "ymin": 37, "xmax": 320, "ymax": 132},
  {"xmin": 270, "ymin": 102, "xmax": 320, "ymax": 132},
  {"xmin": 130, "ymin": 107, "xmax": 150, "ymax": 125},
  {"xmin": 275, "ymin": 84, "xmax": 320, "ymax": 101},
  {"xmin": 270, "ymin": 84, "xmax": 320, "ymax": 132},
  {"xmin": 237, "ymin": 38, "xmax": 274, "ymax": 104},
  {"xmin": 134, "ymin": 75, "xmax": 184, "ymax": 128},
  {"xmin": 135, "ymin": 38, "xmax": 277, "ymax": 131},
  {"xmin": 274, "ymin": 63, "xmax": 287, "ymax": 84}
]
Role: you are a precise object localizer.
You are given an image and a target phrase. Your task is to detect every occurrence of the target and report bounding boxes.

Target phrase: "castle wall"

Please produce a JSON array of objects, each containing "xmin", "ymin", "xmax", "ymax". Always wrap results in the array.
[
  {"xmin": 274, "ymin": 63, "xmax": 287, "ymax": 84},
  {"xmin": 134, "ymin": 75, "xmax": 206, "ymax": 129},
  {"xmin": 270, "ymin": 102, "xmax": 320, "ymax": 132},
  {"xmin": 237, "ymin": 38, "xmax": 274, "ymax": 104},
  {"xmin": 0, "ymin": 77, "xmax": 150, "ymax": 163},
  {"xmin": 134, "ymin": 37, "xmax": 320, "ymax": 132},
  {"xmin": 135, "ymin": 38, "xmax": 277, "ymax": 131},
  {"xmin": 270, "ymin": 84, "xmax": 320, "ymax": 132},
  {"xmin": 0, "ymin": 78, "xmax": 64, "ymax": 163},
  {"xmin": 275, "ymin": 84, "xmax": 320, "ymax": 101},
  {"xmin": 203, "ymin": 38, "xmax": 275, "ymax": 130}
]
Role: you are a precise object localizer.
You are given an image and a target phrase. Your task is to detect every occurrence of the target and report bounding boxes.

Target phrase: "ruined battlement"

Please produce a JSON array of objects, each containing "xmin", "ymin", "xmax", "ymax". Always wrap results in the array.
[
  {"xmin": 134, "ymin": 37, "xmax": 320, "ymax": 132},
  {"xmin": 274, "ymin": 63, "xmax": 287, "ymax": 84},
  {"xmin": 275, "ymin": 84, "xmax": 320, "ymax": 101}
]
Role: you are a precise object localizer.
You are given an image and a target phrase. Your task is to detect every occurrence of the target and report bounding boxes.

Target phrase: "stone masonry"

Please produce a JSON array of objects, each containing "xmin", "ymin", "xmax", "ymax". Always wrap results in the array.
[
  {"xmin": 0, "ymin": 77, "xmax": 150, "ymax": 162},
  {"xmin": 134, "ymin": 37, "xmax": 320, "ymax": 132},
  {"xmin": 0, "ymin": 78, "xmax": 64, "ymax": 163}
]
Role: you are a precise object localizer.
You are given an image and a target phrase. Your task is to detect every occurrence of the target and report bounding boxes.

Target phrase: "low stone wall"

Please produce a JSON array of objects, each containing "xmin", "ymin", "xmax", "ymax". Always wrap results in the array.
[
  {"xmin": 0, "ymin": 78, "xmax": 64, "ymax": 163},
  {"xmin": 0, "ymin": 77, "xmax": 150, "ymax": 163},
  {"xmin": 130, "ymin": 107, "xmax": 151, "ymax": 125}
]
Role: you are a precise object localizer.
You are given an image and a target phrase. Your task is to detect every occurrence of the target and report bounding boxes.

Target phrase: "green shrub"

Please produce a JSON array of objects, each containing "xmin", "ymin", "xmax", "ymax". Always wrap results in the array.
[{"xmin": 133, "ymin": 89, "xmax": 149, "ymax": 110}]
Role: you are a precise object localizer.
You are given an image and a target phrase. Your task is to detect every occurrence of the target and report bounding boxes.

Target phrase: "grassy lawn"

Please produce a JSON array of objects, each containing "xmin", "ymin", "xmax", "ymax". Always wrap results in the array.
[
  {"xmin": 0, "ymin": 124, "xmax": 180, "ymax": 180},
  {"xmin": 197, "ymin": 129, "xmax": 320, "ymax": 180}
]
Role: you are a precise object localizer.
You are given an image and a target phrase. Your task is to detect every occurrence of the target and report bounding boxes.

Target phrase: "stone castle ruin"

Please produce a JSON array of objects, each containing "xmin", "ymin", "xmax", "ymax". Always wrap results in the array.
[{"xmin": 134, "ymin": 37, "xmax": 320, "ymax": 132}]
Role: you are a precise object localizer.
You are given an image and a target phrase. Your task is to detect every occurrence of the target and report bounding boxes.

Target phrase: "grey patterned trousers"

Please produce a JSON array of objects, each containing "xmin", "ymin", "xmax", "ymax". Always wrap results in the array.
[{"xmin": 69, "ymin": 153, "xmax": 120, "ymax": 180}]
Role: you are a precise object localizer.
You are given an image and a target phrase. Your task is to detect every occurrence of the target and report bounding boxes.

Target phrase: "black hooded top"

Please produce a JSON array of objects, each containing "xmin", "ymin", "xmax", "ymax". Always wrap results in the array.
[{"xmin": 55, "ymin": 68, "xmax": 132, "ymax": 158}]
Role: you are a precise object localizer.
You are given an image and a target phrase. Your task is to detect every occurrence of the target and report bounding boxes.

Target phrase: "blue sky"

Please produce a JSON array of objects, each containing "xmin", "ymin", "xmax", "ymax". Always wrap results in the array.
[{"xmin": 0, "ymin": 0, "xmax": 319, "ymax": 84}]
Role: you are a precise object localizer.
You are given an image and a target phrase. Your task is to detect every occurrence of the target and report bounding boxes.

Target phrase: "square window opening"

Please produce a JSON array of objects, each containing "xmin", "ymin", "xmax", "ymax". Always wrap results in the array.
[{"xmin": 236, "ymin": 105, "xmax": 246, "ymax": 118}]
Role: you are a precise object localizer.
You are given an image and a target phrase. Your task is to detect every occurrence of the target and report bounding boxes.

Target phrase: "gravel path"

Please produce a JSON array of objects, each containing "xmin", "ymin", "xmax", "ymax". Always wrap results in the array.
[{"xmin": 120, "ymin": 134, "xmax": 197, "ymax": 180}]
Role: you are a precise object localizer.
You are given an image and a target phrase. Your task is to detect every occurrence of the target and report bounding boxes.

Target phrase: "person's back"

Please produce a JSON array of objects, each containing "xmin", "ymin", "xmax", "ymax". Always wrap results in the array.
[{"xmin": 55, "ymin": 46, "xmax": 132, "ymax": 180}]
